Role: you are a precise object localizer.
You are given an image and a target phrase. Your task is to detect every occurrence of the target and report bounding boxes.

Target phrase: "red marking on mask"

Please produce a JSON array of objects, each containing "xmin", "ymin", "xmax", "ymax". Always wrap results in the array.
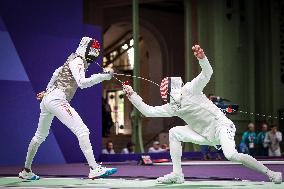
[
  {"xmin": 160, "ymin": 77, "xmax": 169, "ymax": 102},
  {"xmin": 91, "ymin": 40, "xmax": 100, "ymax": 49}
]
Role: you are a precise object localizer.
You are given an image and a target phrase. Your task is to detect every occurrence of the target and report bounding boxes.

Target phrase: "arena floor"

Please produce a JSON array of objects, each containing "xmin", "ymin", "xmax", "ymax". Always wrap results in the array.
[
  {"xmin": 1, "ymin": 177, "xmax": 284, "ymax": 189},
  {"xmin": 0, "ymin": 161, "xmax": 283, "ymax": 188}
]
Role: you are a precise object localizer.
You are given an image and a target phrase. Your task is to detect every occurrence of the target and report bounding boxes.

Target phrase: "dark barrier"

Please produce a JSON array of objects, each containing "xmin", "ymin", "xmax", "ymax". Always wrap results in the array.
[{"xmin": 99, "ymin": 152, "xmax": 224, "ymax": 162}]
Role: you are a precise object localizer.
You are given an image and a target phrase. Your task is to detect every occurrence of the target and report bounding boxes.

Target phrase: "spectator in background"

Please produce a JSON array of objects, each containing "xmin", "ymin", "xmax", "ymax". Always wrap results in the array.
[
  {"xmin": 161, "ymin": 143, "xmax": 170, "ymax": 152},
  {"xmin": 148, "ymin": 141, "xmax": 165, "ymax": 153},
  {"xmin": 257, "ymin": 122, "xmax": 269, "ymax": 156},
  {"xmin": 102, "ymin": 98, "xmax": 114, "ymax": 137},
  {"xmin": 264, "ymin": 125, "xmax": 282, "ymax": 157},
  {"xmin": 201, "ymin": 145, "xmax": 223, "ymax": 160},
  {"xmin": 102, "ymin": 140, "xmax": 115, "ymax": 154},
  {"xmin": 121, "ymin": 142, "xmax": 135, "ymax": 154},
  {"xmin": 241, "ymin": 123, "xmax": 257, "ymax": 156}
]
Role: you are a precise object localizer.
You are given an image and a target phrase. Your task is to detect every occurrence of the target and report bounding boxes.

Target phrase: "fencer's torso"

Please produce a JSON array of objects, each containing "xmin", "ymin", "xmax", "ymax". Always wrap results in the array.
[
  {"xmin": 128, "ymin": 57, "xmax": 235, "ymax": 144},
  {"xmin": 50, "ymin": 53, "xmax": 89, "ymax": 102},
  {"xmin": 173, "ymin": 89, "xmax": 234, "ymax": 143}
]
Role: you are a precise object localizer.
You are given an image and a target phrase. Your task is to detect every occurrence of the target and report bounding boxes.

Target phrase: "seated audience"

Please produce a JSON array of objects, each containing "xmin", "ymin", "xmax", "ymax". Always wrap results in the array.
[
  {"xmin": 148, "ymin": 141, "xmax": 165, "ymax": 153},
  {"xmin": 256, "ymin": 122, "xmax": 269, "ymax": 156},
  {"xmin": 264, "ymin": 125, "xmax": 282, "ymax": 157},
  {"xmin": 102, "ymin": 140, "xmax": 115, "ymax": 154},
  {"xmin": 121, "ymin": 142, "xmax": 135, "ymax": 154},
  {"xmin": 241, "ymin": 122, "xmax": 257, "ymax": 156},
  {"xmin": 201, "ymin": 145, "xmax": 211, "ymax": 160},
  {"xmin": 201, "ymin": 145, "xmax": 222, "ymax": 160},
  {"xmin": 161, "ymin": 143, "xmax": 170, "ymax": 152}
]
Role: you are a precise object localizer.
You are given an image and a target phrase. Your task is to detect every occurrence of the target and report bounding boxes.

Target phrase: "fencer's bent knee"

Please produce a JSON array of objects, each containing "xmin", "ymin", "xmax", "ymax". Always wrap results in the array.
[
  {"xmin": 169, "ymin": 127, "xmax": 179, "ymax": 141},
  {"xmin": 169, "ymin": 127, "xmax": 187, "ymax": 142}
]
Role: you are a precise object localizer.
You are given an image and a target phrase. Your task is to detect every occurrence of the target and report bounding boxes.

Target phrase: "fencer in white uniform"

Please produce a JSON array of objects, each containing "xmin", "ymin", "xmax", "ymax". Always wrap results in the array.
[
  {"xmin": 123, "ymin": 45, "xmax": 282, "ymax": 184},
  {"xmin": 19, "ymin": 37, "xmax": 117, "ymax": 180}
]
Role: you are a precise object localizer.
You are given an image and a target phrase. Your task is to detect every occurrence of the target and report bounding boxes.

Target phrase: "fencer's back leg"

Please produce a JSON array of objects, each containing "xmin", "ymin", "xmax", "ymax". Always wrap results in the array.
[
  {"xmin": 218, "ymin": 126, "xmax": 275, "ymax": 179},
  {"xmin": 24, "ymin": 106, "xmax": 54, "ymax": 170}
]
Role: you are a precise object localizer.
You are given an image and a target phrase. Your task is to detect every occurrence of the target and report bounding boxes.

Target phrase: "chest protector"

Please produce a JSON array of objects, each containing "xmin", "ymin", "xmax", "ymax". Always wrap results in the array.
[{"xmin": 52, "ymin": 53, "xmax": 89, "ymax": 102}]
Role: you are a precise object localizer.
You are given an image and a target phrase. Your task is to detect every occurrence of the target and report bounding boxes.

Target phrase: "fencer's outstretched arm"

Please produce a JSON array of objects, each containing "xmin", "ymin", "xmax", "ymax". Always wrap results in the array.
[
  {"xmin": 69, "ymin": 57, "xmax": 112, "ymax": 89},
  {"xmin": 183, "ymin": 45, "xmax": 213, "ymax": 94},
  {"xmin": 125, "ymin": 86, "xmax": 174, "ymax": 117},
  {"xmin": 46, "ymin": 66, "xmax": 63, "ymax": 91}
]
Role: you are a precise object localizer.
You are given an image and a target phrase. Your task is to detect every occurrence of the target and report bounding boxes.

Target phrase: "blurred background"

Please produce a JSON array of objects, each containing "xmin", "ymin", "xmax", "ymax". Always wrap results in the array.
[{"xmin": 0, "ymin": 0, "xmax": 284, "ymax": 166}]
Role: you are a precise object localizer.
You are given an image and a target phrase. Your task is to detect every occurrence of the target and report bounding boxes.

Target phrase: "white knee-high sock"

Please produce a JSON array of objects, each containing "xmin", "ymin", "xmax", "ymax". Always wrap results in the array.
[
  {"xmin": 24, "ymin": 138, "xmax": 41, "ymax": 169},
  {"xmin": 78, "ymin": 135, "xmax": 98, "ymax": 169},
  {"xmin": 231, "ymin": 153, "xmax": 271, "ymax": 175},
  {"xmin": 169, "ymin": 131, "xmax": 183, "ymax": 174}
]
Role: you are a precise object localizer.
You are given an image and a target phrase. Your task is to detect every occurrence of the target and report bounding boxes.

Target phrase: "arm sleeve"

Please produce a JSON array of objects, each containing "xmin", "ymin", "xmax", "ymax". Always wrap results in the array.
[
  {"xmin": 46, "ymin": 66, "xmax": 63, "ymax": 90},
  {"xmin": 183, "ymin": 57, "xmax": 213, "ymax": 94},
  {"xmin": 69, "ymin": 57, "xmax": 111, "ymax": 89},
  {"xmin": 128, "ymin": 93, "xmax": 174, "ymax": 117}
]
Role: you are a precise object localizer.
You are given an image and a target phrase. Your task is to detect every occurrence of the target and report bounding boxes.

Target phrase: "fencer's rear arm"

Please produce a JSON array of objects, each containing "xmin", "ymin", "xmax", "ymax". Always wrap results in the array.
[
  {"xmin": 69, "ymin": 57, "xmax": 111, "ymax": 89},
  {"xmin": 128, "ymin": 93, "xmax": 174, "ymax": 117},
  {"xmin": 183, "ymin": 57, "xmax": 213, "ymax": 94}
]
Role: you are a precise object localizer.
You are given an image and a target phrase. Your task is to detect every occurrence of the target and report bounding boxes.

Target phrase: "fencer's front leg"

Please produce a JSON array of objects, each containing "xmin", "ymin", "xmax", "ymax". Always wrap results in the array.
[
  {"xmin": 156, "ymin": 127, "xmax": 185, "ymax": 184},
  {"xmin": 158, "ymin": 125, "xmax": 211, "ymax": 184},
  {"xmin": 169, "ymin": 127, "xmax": 183, "ymax": 174}
]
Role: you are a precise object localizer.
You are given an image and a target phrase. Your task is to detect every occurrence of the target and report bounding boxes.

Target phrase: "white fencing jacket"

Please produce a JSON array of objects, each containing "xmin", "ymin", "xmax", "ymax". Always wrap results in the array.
[
  {"xmin": 128, "ymin": 57, "xmax": 235, "ymax": 143},
  {"xmin": 46, "ymin": 55, "xmax": 111, "ymax": 101}
]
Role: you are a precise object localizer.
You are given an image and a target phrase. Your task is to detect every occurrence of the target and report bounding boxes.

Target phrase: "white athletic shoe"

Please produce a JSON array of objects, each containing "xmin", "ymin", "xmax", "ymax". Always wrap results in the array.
[
  {"xmin": 156, "ymin": 172, "xmax": 185, "ymax": 184},
  {"xmin": 88, "ymin": 165, "xmax": 117, "ymax": 179},
  {"xmin": 19, "ymin": 169, "xmax": 40, "ymax": 180},
  {"xmin": 268, "ymin": 171, "xmax": 282, "ymax": 184}
]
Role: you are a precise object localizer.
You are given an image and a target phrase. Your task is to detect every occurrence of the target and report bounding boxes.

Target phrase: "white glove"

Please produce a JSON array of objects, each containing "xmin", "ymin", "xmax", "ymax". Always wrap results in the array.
[
  {"xmin": 123, "ymin": 84, "xmax": 134, "ymax": 97},
  {"xmin": 103, "ymin": 68, "xmax": 113, "ymax": 80}
]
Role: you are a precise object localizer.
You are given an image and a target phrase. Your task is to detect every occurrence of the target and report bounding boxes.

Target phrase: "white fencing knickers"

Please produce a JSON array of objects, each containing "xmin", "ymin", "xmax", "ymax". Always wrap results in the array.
[
  {"xmin": 169, "ymin": 125, "xmax": 211, "ymax": 174},
  {"xmin": 24, "ymin": 89, "xmax": 97, "ymax": 169},
  {"xmin": 169, "ymin": 123, "xmax": 271, "ymax": 177}
]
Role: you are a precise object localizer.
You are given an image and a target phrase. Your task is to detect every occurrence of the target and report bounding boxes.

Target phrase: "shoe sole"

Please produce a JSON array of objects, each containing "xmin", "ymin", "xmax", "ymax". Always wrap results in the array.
[
  {"xmin": 19, "ymin": 176, "xmax": 40, "ymax": 180},
  {"xmin": 157, "ymin": 179, "xmax": 185, "ymax": 184},
  {"xmin": 89, "ymin": 168, "xmax": 118, "ymax": 180},
  {"xmin": 157, "ymin": 181, "xmax": 185, "ymax": 184},
  {"xmin": 272, "ymin": 173, "xmax": 282, "ymax": 184}
]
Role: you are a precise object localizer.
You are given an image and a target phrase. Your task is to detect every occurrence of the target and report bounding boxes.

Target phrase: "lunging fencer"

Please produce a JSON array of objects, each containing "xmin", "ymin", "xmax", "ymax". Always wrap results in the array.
[
  {"xmin": 123, "ymin": 45, "xmax": 282, "ymax": 184},
  {"xmin": 19, "ymin": 37, "xmax": 117, "ymax": 180}
]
